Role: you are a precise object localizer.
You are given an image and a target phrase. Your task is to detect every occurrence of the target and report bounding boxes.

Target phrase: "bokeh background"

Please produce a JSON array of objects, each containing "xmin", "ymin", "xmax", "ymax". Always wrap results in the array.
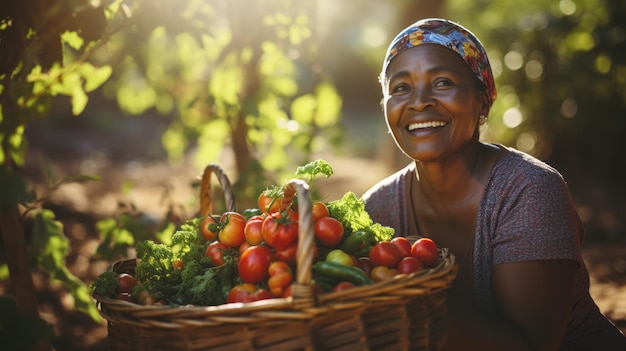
[{"xmin": 1, "ymin": 0, "xmax": 625, "ymax": 350}]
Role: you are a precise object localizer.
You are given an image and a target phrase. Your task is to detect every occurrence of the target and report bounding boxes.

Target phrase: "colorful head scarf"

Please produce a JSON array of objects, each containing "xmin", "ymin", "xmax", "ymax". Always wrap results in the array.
[{"xmin": 382, "ymin": 18, "xmax": 497, "ymax": 109}]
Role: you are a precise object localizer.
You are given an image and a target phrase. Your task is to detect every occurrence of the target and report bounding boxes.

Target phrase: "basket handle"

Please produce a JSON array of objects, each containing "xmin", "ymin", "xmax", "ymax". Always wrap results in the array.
[
  {"xmin": 199, "ymin": 163, "xmax": 237, "ymax": 217},
  {"xmin": 281, "ymin": 179, "xmax": 317, "ymax": 308}
]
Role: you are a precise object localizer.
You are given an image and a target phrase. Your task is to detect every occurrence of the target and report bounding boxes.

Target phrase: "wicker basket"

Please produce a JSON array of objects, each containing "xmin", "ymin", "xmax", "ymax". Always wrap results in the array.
[{"xmin": 94, "ymin": 163, "xmax": 458, "ymax": 351}]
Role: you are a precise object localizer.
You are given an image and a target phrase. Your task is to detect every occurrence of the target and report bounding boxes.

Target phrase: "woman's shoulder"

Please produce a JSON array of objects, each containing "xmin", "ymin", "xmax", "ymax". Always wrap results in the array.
[{"xmin": 492, "ymin": 146, "xmax": 566, "ymax": 185}]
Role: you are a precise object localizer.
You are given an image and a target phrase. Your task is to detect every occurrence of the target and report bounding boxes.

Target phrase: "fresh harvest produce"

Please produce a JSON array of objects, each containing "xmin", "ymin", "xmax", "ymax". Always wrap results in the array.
[{"xmin": 90, "ymin": 160, "xmax": 443, "ymax": 306}]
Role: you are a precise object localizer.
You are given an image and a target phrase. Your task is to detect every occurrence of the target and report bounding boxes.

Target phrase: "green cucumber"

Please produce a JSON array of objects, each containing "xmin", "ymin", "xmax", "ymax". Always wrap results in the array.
[{"xmin": 312, "ymin": 261, "xmax": 373, "ymax": 286}]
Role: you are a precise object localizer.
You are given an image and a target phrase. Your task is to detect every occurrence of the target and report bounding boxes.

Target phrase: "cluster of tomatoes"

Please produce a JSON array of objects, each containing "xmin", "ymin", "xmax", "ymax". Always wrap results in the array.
[
  {"xmin": 364, "ymin": 237, "xmax": 439, "ymax": 283},
  {"xmin": 199, "ymin": 192, "xmax": 346, "ymax": 303}
]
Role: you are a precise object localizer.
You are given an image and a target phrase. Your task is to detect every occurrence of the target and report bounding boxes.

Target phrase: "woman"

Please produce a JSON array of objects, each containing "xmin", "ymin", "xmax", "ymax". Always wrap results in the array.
[{"xmin": 362, "ymin": 18, "xmax": 626, "ymax": 350}]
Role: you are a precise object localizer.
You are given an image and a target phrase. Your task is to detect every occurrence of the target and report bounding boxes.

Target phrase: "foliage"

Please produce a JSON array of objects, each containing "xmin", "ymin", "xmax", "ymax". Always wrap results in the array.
[
  {"xmin": 90, "ymin": 0, "xmax": 343, "ymax": 207},
  {"xmin": 447, "ymin": 0, "xmax": 626, "ymax": 172}
]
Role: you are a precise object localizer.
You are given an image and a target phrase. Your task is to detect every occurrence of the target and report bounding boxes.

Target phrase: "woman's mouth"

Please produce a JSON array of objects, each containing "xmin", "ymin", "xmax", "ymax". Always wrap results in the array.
[{"xmin": 406, "ymin": 121, "xmax": 448, "ymax": 131}]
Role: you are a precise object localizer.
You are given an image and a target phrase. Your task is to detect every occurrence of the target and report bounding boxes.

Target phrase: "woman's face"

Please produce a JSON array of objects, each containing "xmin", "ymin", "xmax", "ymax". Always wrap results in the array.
[{"xmin": 381, "ymin": 44, "xmax": 488, "ymax": 162}]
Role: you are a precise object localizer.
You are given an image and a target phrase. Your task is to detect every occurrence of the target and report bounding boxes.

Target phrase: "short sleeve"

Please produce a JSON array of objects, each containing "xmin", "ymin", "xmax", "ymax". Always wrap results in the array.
[{"xmin": 490, "ymin": 164, "xmax": 583, "ymax": 265}]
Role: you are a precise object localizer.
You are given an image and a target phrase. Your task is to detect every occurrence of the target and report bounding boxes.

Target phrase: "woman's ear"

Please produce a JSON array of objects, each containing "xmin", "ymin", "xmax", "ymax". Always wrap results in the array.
[{"xmin": 479, "ymin": 90, "xmax": 490, "ymax": 116}]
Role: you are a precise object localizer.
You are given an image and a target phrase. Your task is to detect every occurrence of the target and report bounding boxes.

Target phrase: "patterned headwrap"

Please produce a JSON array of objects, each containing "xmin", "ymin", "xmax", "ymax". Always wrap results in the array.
[{"xmin": 382, "ymin": 18, "xmax": 497, "ymax": 109}]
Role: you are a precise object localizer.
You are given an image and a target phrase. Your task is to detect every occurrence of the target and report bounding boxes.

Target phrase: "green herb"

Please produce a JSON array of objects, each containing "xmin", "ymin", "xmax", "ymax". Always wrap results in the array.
[
  {"xmin": 89, "ymin": 270, "xmax": 118, "ymax": 298},
  {"xmin": 327, "ymin": 192, "xmax": 394, "ymax": 242}
]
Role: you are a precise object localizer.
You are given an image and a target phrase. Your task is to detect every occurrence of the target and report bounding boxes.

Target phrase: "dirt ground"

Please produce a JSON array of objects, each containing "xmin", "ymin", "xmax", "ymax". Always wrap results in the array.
[{"xmin": 4, "ymin": 115, "xmax": 626, "ymax": 350}]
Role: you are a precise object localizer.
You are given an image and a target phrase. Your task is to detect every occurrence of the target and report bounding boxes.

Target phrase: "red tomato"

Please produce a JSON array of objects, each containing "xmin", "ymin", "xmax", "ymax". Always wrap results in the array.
[
  {"xmin": 391, "ymin": 237, "xmax": 412, "ymax": 258},
  {"xmin": 199, "ymin": 215, "xmax": 220, "ymax": 241},
  {"xmin": 357, "ymin": 257, "xmax": 373, "ymax": 276},
  {"xmin": 226, "ymin": 283, "xmax": 257, "ymax": 303},
  {"xmin": 268, "ymin": 261, "xmax": 291, "ymax": 277},
  {"xmin": 314, "ymin": 216, "xmax": 344, "ymax": 248},
  {"xmin": 244, "ymin": 218, "xmax": 264, "ymax": 246},
  {"xmin": 172, "ymin": 258, "xmax": 184, "ymax": 270},
  {"xmin": 311, "ymin": 202, "xmax": 330, "ymax": 222},
  {"xmin": 368, "ymin": 241, "xmax": 402, "ymax": 268},
  {"xmin": 205, "ymin": 241, "xmax": 228, "ymax": 266},
  {"xmin": 282, "ymin": 284, "xmax": 293, "ymax": 298},
  {"xmin": 411, "ymin": 238, "xmax": 439, "ymax": 268},
  {"xmin": 251, "ymin": 289, "xmax": 273, "ymax": 302},
  {"xmin": 396, "ymin": 256, "xmax": 423, "ymax": 274},
  {"xmin": 219, "ymin": 212, "xmax": 246, "ymax": 248},
  {"xmin": 258, "ymin": 192, "xmax": 282, "ymax": 215},
  {"xmin": 116, "ymin": 273, "xmax": 138, "ymax": 294},
  {"xmin": 238, "ymin": 245, "xmax": 274, "ymax": 284},
  {"xmin": 238, "ymin": 241, "xmax": 252, "ymax": 255},
  {"xmin": 262, "ymin": 212, "xmax": 298, "ymax": 250},
  {"xmin": 332, "ymin": 281, "xmax": 356, "ymax": 292},
  {"xmin": 274, "ymin": 241, "xmax": 298, "ymax": 263},
  {"xmin": 370, "ymin": 266, "xmax": 399, "ymax": 282},
  {"xmin": 268, "ymin": 270, "xmax": 293, "ymax": 297},
  {"xmin": 227, "ymin": 284, "xmax": 273, "ymax": 303}
]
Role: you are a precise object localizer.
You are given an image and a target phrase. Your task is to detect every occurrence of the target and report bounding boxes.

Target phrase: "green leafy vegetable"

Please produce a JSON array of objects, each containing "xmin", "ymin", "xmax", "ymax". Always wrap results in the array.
[
  {"xmin": 89, "ymin": 271, "xmax": 118, "ymax": 298},
  {"xmin": 327, "ymin": 192, "xmax": 394, "ymax": 242},
  {"xmin": 294, "ymin": 159, "xmax": 334, "ymax": 182}
]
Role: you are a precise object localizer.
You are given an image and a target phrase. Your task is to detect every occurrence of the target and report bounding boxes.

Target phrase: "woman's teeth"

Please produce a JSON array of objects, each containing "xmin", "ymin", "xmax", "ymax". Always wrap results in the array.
[{"xmin": 407, "ymin": 121, "xmax": 447, "ymax": 131}]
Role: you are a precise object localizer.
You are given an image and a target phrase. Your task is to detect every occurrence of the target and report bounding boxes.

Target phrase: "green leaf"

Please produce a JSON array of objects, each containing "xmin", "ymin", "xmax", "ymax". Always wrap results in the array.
[
  {"xmin": 81, "ymin": 63, "xmax": 112, "ymax": 92},
  {"xmin": 294, "ymin": 159, "xmax": 334, "ymax": 182},
  {"xmin": 30, "ymin": 209, "xmax": 102, "ymax": 322},
  {"xmin": 71, "ymin": 85, "xmax": 88, "ymax": 115},
  {"xmin": 61, "ymin": 30, "xmax": 84, "ymax": 50}
]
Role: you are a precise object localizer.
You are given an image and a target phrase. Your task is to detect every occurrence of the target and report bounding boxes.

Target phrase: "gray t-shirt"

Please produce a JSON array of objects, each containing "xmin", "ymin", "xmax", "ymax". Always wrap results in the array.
[{"xmin": 362, "ymin": 147, "xmax": 625, "ymax": 349}]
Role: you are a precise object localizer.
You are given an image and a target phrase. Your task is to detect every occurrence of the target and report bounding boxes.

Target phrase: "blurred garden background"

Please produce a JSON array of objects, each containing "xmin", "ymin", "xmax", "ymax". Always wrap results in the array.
[{"xmin": 1, "ymin": 0, "xmax": 625, "ymax": 350}]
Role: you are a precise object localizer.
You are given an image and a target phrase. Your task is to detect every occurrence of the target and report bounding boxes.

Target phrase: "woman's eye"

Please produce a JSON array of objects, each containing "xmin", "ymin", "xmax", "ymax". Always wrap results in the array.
[
  {"xmin": 390, "ymin": 83, "xmax": 409, "ymax": 94},
  {"xmin": 434, "ymin": 79, "xmax": 453, "ymax": 87}
]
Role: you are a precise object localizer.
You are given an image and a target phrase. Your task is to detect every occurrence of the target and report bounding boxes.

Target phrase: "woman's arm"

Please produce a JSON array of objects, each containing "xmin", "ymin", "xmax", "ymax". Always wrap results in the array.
[{"xmin": 445, "ymin": 259, "xmax": 577, "ymax": 351}]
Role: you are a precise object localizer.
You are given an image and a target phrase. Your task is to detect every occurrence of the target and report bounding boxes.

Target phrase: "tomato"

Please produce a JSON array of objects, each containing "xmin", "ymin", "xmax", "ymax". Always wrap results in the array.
[
  {"xmin": 274, "ymin": 241, "xmax": 298, "ymax": 263},
  {"xmin": 282, "ymin": 284, "xmax": 293, "ymax": 298},
  {"xmin": 262, "ymin": 211, "xmax": 298, "ymax": 250},
  {"xmin": 325, "ymin": 249, "xmax": 356, "ymax": 267},
  {"xmin": 219, "ymin": 212, "xmax": 246, "ymax": 248},
  {"xmin": 238, "ymin": 245, "xmax": 273, "ymax": 284},
  {"xmin": 268, "ymin": 270, "xmax": 293, "ymax": 297},
  {"xmin": 314, "ymin": 216, "xmax": 344, "ymax": 248},
  {"xmin": 199, "ymin": 215, "xmax": 220, "ymax": 241},
  {"xmin": 205, "ymin": 241, "xmax": 228, "ymax": 266},
  {"xmin": 368, "ymin": 241, "xmax": 402, "ymax": 268},
  {"xmin": 268, "ymin": 261, "xmax": 291, "ymax": 277},
  {"xmin": 311, "ymin": 202, "xmax": 330, "ymax": 222},
  {"xmin": 396, "ymin": 256, "xmax": 423, "ymax": 274},
  {"xmin": 357, "ymin": 257, "xmax": 373, "ymax": 276},
  {"xmin": 411, "ymin": 238, "xmax": 439, "ymax": 268},
  {"xmin": 258, "ymin": 192, "xmax": 282, "ymax": 215},
  {"xmin": 136, "ymin": 289, "xmax": 157, "ymax": 305},
  {"xmin": 226, "ymin": 283, "xmax": 257, "ymax": 303},
  {"xmin": 332, "ymin": 281, "xmax": 356, "ymax": 292},
  {"xmin": 116, "ymin": 273, "xmax": 138, "ymax": 294},
  {"xmin": 238, "ymin": 241, "xmax": 252, "ymax": 255},
  {"xmin": 244, "ymin": 217, "xmax": 264, "ymax": 246},
  {"xmin": 172, "ymin": 258, "xmax": 184, "ymax": 270},
  {"xmin": 391, "ymin": 237, "xmax": 412, "ymax": 258},
  {"xmin": 370, "ymin": 266, "xmax": 399, "ymax": 282},
  {"xmin": 227, "ymin": 284, "xmax": 274, "ymax": 303}
]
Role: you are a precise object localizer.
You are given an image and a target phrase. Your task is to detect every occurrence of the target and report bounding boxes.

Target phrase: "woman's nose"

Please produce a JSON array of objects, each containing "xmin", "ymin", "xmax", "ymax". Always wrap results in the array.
[{"xmin": 407, "ymin": 86, "xmax": 435, "ymax": 111}]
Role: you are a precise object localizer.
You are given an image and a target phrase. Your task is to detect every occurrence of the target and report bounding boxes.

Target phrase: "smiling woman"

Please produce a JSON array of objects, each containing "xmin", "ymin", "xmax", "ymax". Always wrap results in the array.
[{"xmin": 362, "ymin": 18, "xmax": 626, "ymax": 350}]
